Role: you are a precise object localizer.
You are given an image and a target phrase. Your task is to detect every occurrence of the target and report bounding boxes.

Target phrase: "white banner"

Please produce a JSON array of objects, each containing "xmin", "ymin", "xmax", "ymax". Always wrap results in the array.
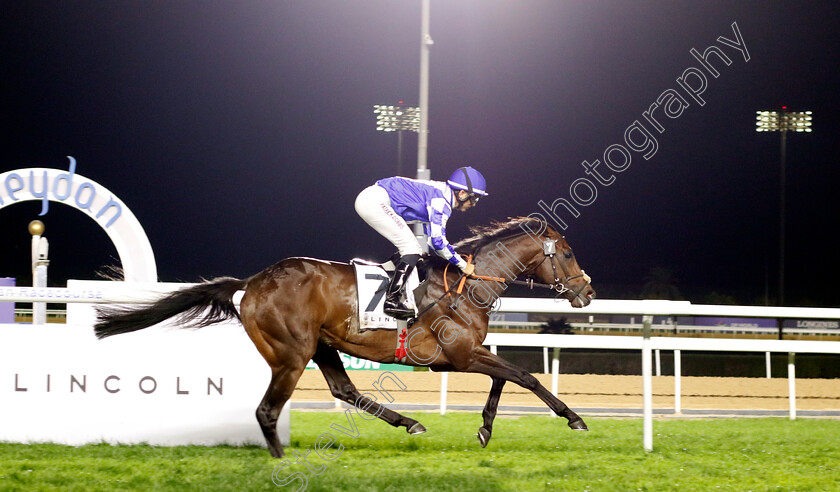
[{"xmin": 0, "ymin": 322, "xmax": 289, "ymax": 447}]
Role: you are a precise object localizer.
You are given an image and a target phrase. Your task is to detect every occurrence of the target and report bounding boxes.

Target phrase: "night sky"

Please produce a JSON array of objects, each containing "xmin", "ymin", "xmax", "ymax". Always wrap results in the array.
[{"xmin": 2, "ymin": 1, "xmax": 838, "ymax": 306}]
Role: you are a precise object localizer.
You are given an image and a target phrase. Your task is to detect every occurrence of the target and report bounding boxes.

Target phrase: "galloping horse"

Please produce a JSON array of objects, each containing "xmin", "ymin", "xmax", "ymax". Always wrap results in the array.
[{"xmin": 94, "ymin": 216, "xmax": 595, "ymax": 458}]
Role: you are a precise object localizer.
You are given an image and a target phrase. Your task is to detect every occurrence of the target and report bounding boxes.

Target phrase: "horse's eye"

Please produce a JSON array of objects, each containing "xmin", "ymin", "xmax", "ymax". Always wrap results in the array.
[{"xmin": 564, "ymin": 252, "xmax": 573, "ymax": 259}]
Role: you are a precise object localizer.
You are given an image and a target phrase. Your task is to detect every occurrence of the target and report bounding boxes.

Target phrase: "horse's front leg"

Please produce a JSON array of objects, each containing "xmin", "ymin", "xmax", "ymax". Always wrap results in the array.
[
  {"xmin": 312, "ymin": 343, "xmax": 426, "ymax": 435},
  {"xmin": 477, "ymin": 377, "xmax": 506, "ymax": 447},
  {"xmin": 465, "ymin": 347, "xmax": 588, "ymax": 431}
]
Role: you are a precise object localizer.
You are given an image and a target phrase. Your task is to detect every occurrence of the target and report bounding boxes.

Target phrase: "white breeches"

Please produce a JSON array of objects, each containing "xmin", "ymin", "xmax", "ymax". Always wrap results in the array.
[{"xmin": 355, "ymin": 185, "xmax": 423, "ymax": 257}]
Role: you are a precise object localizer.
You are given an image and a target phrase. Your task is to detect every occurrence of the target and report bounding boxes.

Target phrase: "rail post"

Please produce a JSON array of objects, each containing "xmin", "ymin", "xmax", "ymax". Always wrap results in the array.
[
  {"xmin": 788, "ymin": 352, "xmax": 796, "ymax": 420},
  {"xmin": 440, "ymin": 371, "xmax": 448, "ymax": 415},
  {"xmin": 551, "ymin": 347, "xmax": 560, "ymax": 417},
  {"xmin": 642, "ymin": 314, "xmax": 654, "ymax": 451},
  {"xmin": 674, "ymin": 349, "xmax": 682, "ymax": 414}
]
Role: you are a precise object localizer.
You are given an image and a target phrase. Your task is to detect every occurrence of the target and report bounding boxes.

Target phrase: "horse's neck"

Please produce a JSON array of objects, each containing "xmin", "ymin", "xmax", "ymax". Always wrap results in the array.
[
  {"xmin": 473, "ymin": 236, "xmax": 534, "ymax": 281},
  {"xmin": 423, "ymin": 236, "xmax": 535, "ymax": 293}
]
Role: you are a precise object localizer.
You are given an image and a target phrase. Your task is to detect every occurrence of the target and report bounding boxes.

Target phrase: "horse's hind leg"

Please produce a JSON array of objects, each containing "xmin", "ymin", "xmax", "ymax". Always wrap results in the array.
[
  {"xmin": 257, "ymin": 365, "xmax": 306, "ymax": 458},
  {"xmin": 312, "ymin": 343, "xmax": 426, "ymax": 435},
  {"xmin": 477, "ymin": 377, "xmax": 506, "ymax": 448},
  {"xmin": 467, "ymin": 348, "xmax": 588, "ymax": 431}
]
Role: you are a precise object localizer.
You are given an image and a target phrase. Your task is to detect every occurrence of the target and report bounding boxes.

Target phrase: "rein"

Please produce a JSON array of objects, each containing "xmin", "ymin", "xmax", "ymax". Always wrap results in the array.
[
  {"xmin": 408, "ymin": 239, "xmax": 591, "ymax": 325},
  {"xmin": 444, "ymin": 240, "xmax": 591, "ymax": 297}
]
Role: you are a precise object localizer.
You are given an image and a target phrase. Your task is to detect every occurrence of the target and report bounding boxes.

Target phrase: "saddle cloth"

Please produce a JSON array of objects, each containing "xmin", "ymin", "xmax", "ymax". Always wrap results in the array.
[{"xmin": 352, "ymin": 259, "xmax": 419, "ymax": 331}]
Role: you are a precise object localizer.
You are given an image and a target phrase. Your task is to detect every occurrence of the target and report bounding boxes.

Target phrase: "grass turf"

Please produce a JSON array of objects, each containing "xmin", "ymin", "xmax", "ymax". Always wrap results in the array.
[{"xmin": 1, "ymin": 412, "xmax": 839, "ymax": 491}]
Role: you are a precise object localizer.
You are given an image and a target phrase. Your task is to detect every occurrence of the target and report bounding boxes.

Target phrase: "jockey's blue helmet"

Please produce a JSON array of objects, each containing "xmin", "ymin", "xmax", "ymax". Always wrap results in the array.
[{"xmin": 447, "ymin": 167, "xmax": 487, "ymax": 206}]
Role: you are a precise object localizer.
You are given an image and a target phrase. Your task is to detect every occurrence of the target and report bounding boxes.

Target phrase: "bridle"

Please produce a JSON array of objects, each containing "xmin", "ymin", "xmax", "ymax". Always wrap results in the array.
[
  {"xmin": 533, "ymin": 238, "xmax": 592, "ymax": 301},
  {"xmin": 410, "ymin": 232, "xmax": 593, "ymax": 325},
  {"xmin": 448, "ymin": 234, "xmax": 592, "ymax": 299}
]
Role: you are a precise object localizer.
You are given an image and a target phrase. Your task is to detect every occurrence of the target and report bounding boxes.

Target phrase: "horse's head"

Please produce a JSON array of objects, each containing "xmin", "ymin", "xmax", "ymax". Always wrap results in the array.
[
  {"xmin": 510, "ymin": 218, "xmax": 595, "ymax": 308},
  {"xmin": 461, "ymin": 217, "xmax": 595, "ymax": 308}
]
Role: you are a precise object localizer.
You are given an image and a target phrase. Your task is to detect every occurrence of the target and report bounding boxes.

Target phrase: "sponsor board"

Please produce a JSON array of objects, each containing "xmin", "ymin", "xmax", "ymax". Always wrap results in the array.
[{"xmin": 0, "ymin": 322, "xmax": 288, "ymax": 447}]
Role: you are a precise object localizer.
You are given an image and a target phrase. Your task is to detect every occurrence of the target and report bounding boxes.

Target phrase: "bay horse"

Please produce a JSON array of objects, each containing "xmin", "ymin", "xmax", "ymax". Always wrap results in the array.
[{"xmin": 94, "ymin": 216, "xmax": 595, "ymax": 458}]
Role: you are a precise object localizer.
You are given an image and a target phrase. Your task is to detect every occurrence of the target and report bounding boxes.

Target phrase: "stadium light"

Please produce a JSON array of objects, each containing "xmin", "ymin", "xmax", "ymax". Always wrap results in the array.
[
  {"xmin": 755, "ymin": 110, "xmax": 812, "ymax": 132},
  {"xmin": 374, "ymin": 104, "xmax": 421, "ymax": 133},
  {"xmin": 755, "ymin": 108, "xmax": 813, "ymax": 306},
  {"xmin": 373, "ymin": 103, "xmax": 420, "ymax": 177}
]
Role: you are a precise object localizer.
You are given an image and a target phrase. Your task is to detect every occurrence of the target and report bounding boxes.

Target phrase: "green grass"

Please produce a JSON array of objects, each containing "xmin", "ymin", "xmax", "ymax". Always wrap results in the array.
[{"xmin": 1, "ymin": 413, "xmax": 839, "ymax": 491}]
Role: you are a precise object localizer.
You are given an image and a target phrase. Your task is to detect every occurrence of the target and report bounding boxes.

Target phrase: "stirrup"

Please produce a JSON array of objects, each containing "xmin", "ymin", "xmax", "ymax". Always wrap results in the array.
[
  {"xmin": 384, "ymin": 302, "xmax": 415, "ymax": 320},
  {"xmin": 384, "ymin": 293, "xmax": 414, "ymax": 320}
]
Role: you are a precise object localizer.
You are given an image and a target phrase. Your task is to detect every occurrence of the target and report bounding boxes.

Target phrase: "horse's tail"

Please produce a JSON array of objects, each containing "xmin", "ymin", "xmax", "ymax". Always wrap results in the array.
[{"xmin": 94, "ymin": 277, "xmax": 248, "ymax": 339}]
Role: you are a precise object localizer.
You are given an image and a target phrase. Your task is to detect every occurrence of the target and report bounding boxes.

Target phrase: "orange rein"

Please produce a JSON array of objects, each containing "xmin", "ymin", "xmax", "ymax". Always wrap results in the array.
[{"xmin": 443, "ymin": 255, "xmax": 507, "ymax": 295}]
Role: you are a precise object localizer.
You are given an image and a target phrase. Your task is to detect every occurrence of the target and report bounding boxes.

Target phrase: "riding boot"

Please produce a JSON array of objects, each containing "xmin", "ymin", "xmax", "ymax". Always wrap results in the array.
[{"xmin": 384, "ymin": 255, "xmax": 420, "ymax": 320}]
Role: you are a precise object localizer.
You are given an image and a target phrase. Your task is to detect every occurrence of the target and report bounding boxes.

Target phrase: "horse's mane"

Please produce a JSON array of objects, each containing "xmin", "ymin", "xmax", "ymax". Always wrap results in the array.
[
  {"xmin": 454, "ymin": 216, "xmax": 542, "ymax": 252},
  {"xmin": 426, "ymin": 216, "xmax": 547, "ymax": 270}
]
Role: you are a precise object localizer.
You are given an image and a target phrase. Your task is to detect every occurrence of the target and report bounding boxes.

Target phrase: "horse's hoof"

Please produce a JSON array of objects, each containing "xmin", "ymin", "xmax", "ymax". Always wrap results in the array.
[
  {"xmin": 568, "ymin": 418, "xmax": 589, "ymax": 431},
  {"xmin": 408, "ymin": 422, "xmax": 427, "ymax": 435},
  {"xmin": 477, "ymin": 427, "xmax": 491, "ymax": 448},
  {"xmin": 269, "ymin": 447, "xmax": 285, "ymax": 458}
]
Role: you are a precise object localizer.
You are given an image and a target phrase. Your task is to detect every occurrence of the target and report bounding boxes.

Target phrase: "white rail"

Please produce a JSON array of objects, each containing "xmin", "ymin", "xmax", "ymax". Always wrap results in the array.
[
  {"xmin": 497, "ymin": 298, "xmax": 840, "ymax": 320},
  {"xmin": 478, "ymin": 331, "xmax": 840, "ymax": 451},
  {"xmin": 3, "ymin": 287, "xmax": 839, "ymax": 451},
  {"xmin": 490, "ymin": 299, "xmax": 838, "ymax": 451},
  {"xmin": 4, "ymin": 289, "xmax": 838, "ymax": 320}
]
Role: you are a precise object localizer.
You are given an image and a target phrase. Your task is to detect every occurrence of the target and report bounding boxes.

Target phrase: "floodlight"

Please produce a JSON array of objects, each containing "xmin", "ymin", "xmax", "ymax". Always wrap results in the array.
[
  {"xmin": 374, "ymin": 104, "xmax": 420, "ymax": 132},
  {"xmin": 755, "ymin": 108, "xmax": 813, "ymax": 305},
  {"xmin": 755, "ymin": 110, "xmax": 812, "ymax": 132}
]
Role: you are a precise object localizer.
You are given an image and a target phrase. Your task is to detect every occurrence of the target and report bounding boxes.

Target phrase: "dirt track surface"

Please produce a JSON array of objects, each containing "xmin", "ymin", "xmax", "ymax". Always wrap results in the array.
[{"xmin": 292, "ymin": 371, "xmax": 840, "ymax": 411}]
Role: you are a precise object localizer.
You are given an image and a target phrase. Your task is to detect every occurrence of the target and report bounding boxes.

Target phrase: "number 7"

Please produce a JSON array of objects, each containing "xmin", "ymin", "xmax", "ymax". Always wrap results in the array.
[{"xmin": 364, "ymin": 274, "xmax": 390, "ymax": 312}]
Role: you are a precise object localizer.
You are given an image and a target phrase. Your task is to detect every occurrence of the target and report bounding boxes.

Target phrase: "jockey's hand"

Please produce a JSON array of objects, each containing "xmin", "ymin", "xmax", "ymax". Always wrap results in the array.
[{"xmin": 462, "ymin": 263, "xmax": 475, "ymax": 276}]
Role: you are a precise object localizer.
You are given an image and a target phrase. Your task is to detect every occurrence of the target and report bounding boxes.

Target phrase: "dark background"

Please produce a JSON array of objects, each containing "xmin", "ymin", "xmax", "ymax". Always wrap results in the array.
[{"xmin": 2, "ymin": 1, "xmax": 838, "ymax": 306}]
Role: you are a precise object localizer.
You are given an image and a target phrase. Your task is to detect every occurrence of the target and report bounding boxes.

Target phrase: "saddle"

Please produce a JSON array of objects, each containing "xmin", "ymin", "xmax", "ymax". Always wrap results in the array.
[{"xmin": 351, "ymin": 254, "xmax": 430, "ymax": 331}]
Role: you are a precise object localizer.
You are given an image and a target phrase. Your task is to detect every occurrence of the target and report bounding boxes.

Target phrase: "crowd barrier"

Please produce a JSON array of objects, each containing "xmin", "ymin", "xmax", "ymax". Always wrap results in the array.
[
  {"xmin": 2, "ymin": 282, "xmax": 839, "ymax": 451},
  {"xmin": 0, "ymin": 321, "xmax": 288, "ymax": 448}
]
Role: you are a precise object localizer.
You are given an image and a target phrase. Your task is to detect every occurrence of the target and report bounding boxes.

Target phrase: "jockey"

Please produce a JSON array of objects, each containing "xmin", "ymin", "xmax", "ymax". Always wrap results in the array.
[{"xmin": 355, "ymin": 166, "xmax": 488, "ymax": 319}]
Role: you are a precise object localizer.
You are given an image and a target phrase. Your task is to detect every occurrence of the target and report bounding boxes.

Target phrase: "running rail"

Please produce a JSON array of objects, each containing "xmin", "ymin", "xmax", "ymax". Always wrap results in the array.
[{"xmin": 3, "ymin": 286, "xmax": 839, "ymax": 452}]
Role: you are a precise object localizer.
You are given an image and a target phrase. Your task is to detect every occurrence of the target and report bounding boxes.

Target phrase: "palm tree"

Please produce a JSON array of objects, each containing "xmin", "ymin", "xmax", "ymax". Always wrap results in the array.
[
  {"xmin": 539, "ymin": 317, "xmax": 575, "ymax": 334},
  {"xmin": 641, "ymin": 267, "xmax": 682, "ymax": 300}
]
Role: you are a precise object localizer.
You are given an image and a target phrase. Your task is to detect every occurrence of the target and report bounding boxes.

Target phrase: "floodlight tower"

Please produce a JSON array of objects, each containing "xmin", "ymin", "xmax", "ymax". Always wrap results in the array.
[
  {"xmin": 417, "ymin": 0, "xmax": 432, "ymax": 183},
  {"xmin": 372, "ymin": 0, "xmax": 434, "ymax": 252},
  {"xmin": 373, "ymin": 103, "xmax": 420, "ymax": 176},
  {"xmin": 755, "ymin": 107, "xmax": 812, "ymax": 306}
]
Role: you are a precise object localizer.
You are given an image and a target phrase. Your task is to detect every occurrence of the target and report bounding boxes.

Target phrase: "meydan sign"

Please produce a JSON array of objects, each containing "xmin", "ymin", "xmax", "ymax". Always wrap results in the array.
[{"xmin": 0, "ymin": 157, "xmax": 157, "ymax": 282}]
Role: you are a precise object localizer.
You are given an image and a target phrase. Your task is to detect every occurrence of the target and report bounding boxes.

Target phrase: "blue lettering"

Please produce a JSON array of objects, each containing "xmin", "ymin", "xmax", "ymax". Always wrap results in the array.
[
  {"xmin": 4, "ymin": 173, "xmax": 24, "ymax": 202},
  {"xmin": 53, "ymin": 156, "xmax": 77, "ymax": 200},
  {"xmin": 95, "ymin": 196, "xmax": 123, "ymax": 228},
  {"xmin": 29, "ymin": 170, "xmax": 50, "ymax": 216},
  {"xmin": 75, "ymin": 183, "xmax": 96, "ymax": 211}
]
